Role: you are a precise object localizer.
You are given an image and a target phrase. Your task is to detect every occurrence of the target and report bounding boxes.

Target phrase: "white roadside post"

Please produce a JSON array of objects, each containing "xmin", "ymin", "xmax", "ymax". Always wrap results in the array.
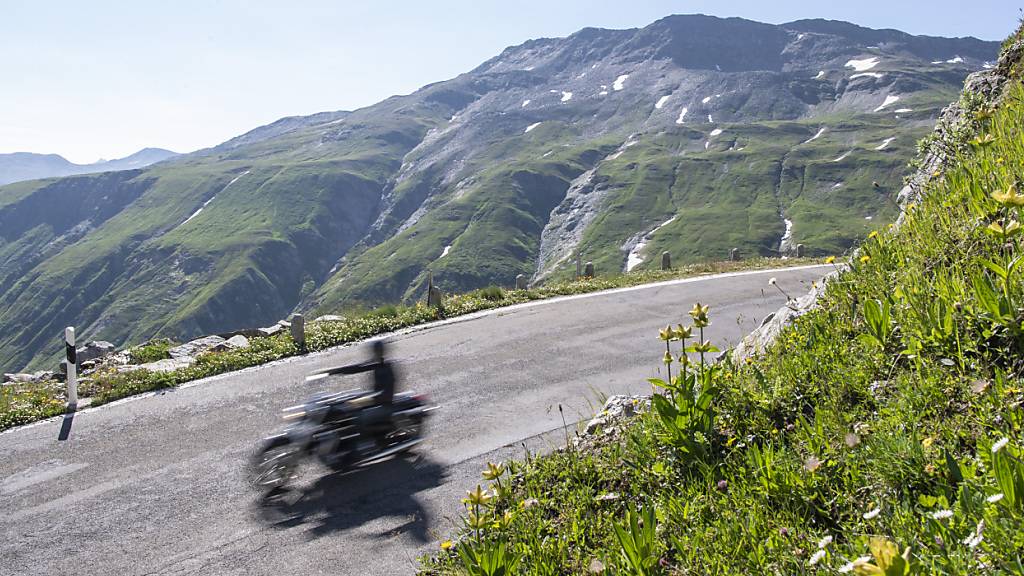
[{"xmin": 65, "ymin": 326, "xmax": 78, "ymax": 406}]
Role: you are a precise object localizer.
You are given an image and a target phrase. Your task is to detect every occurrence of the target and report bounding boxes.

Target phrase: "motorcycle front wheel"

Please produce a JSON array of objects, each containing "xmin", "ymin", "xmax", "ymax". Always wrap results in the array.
[{"xmin": 250, "ymin": 438, "xmax": 301, "ymax": 490}]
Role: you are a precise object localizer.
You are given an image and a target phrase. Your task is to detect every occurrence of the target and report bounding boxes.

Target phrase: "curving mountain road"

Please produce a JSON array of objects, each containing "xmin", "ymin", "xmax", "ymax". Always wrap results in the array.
[{"xmin": 0, "ymin": 265, "xmax": 828, "ymax": 576}]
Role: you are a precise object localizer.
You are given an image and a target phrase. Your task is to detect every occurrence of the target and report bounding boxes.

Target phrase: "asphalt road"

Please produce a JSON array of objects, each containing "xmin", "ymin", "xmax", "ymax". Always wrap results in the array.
[{"xmin": 0, "ymin": 265, "xmax": 829, "ymax": 576}]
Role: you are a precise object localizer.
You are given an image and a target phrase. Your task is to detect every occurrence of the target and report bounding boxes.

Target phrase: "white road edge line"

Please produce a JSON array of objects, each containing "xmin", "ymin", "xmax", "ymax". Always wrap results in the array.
[{"xmin": 1, "ymin": 264, "xmax": 830, "ymax": 435}]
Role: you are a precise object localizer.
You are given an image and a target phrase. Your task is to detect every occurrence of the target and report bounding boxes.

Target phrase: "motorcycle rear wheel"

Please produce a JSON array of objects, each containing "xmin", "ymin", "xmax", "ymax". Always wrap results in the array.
[{"xmin": 387, "ymin": 415, "xmax": 423, "ymax": 446}]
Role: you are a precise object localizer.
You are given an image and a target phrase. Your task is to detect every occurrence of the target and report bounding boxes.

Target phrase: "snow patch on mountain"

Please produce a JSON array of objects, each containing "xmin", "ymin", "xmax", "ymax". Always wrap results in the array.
[
  {"xmin": 874, "ymin": 94, "xmax": 900, "ymax": 112},
  {"xmin": 625, "ymin": 215, "xmax": 678, "ymax": 272},
  {"xmin": 845, "ymin": 56, "xmax": 880, "ymax": 72},
  {"xmin": 778, "ymin": 217, "xmax": 795, "ymax": 255},
  {"xmin": 181, "ymin": 170, "xmax": 249, "ymax": 226},
  {"xmin": 802, "ymin": 127, "xmax": 826, "ymax": 144}
]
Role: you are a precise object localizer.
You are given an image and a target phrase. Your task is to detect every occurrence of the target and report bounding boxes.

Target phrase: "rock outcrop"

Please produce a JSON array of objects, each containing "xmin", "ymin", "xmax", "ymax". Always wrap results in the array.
[
  {"xmin": 76, "ymin": 341, "xmax": 116, "ymax": 364},
  {"xmin": 731, "ymin": 273, "xmax": 835, "ymax": 362}
]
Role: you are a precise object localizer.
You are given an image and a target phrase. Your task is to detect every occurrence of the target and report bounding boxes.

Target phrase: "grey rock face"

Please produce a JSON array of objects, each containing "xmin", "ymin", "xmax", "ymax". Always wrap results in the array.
[
  {"xmin": 210, "ymin": 335, "xmax": 250, "ymax": 352},
  {"xmin": 313, "ymin": 314, "xmax": 345, "ymax": 323},
  {"xmin": 76, "ymin": 341, "xmax": 116, "ymax": 364},
  {"xmin": 535, "ymin": 166, "xmax": 611, "ymax": 282},
  {"xmin": 168, "ymin": 336, "xmax": 226, "ymax": 359},
  {"xmin": 104, "ymin": 350, "xmax": 133, "ymax": 366},
  {"xmin": 898, "ymin": 38, "xmax": 1022, "ymax": 213},
  {"xmin": 3, "ymin": 371, "xmax": 56, "ymax": 384},
  {"xmin": 225, "ymin": 335, "xmax": 250, "ymax": 349},
  {"xmin": 731, "ymin": 273, "xmax": 835, "ymax": 363},
  {"xmin": 136, "ymin": 357, "xmax": 195, "ymax": 373},
  {"xmin": 582, "ymin": 394, "xmax": 651, "ymax": 435},
  {"xmin": 258, "ymin": 325, "xmax": 285, "ymax": 337}
]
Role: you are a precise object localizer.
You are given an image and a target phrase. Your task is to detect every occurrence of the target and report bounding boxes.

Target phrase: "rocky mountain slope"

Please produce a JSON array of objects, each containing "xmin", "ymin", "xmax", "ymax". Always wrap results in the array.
[
  {"xmin": 0, "ymin": 15, "xmax": 999, "ymax": 371},
  {"xmin": 0, "ymin": 148, "xmax": 179, "ymax": 186}
]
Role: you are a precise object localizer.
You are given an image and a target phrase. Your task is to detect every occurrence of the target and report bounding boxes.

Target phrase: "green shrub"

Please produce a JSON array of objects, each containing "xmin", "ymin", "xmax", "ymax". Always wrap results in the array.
[
  {"xmin": 477, "ymin": 285, "xmax": 505, "ymax": 301},
  {"xmin": 127, "ymin": 339, "xmax": 173, "ymax": 364}
]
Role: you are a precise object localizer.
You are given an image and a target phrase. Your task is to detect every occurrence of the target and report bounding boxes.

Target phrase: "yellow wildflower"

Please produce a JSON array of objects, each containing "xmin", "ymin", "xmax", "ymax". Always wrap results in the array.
[
  {"xmin": 689, "ymin": 302, "xmax": 710, "ymax": 327},
  {"xmin": 675, "ymin": 324, "xmax": 692, "ymax": 340},
  {"xmin": 868, "ymin": 231, "xmax": 879, "ymax": 239},
  {"xmin": 440, "ymin": 540, "xmax": 453, "ymax": 550},
  {"xmin": 465, "ymin": 485, "xmax": 493, "ymax": 507},
  {"xmin": 992, "ymin": 184, "xmax": 1024, "ymax": 206},
  {"xmin": 482, "ymin": 462, "xmax": 505, "ymax": 481},
  {"xmin": 825, "ymin": 255, "xmax": 836, "ymax": 264},
  {"xmin": 860, "ymin": 255, "xmax": 871, "ymax": 263},
  {"xmin": 971, "ymin": 133, "xmax": 996, "ymax": 147},
  {"xmin": 467, "ymin": 511, "xmax": 490, "ymax": 530}
]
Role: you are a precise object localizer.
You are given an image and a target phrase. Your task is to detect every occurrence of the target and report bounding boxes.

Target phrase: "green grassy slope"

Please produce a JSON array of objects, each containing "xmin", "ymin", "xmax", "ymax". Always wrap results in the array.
[
  {"xmin": 0, "ymin": 99, "xmax": 455, "ymax": 371},
  {"xmin": 422, "ymin": 31, "xmax": 1024, "ymax": 575}
]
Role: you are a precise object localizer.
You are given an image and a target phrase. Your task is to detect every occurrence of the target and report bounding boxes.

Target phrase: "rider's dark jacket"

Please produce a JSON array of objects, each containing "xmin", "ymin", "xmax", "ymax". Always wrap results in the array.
[{"xmin": 332, "ymin": 359, "xmax": 395, "ymax": 404}]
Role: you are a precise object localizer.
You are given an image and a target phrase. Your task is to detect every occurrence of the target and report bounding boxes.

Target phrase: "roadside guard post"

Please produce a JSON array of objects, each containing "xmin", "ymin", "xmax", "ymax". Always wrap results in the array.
[
  {"xmin": 65, "ymin": 326, "xmax": 77, "ymax": 406},
  {"xmin": 290, "ymin": 313, "xmax": 306, "ymax": 351}
]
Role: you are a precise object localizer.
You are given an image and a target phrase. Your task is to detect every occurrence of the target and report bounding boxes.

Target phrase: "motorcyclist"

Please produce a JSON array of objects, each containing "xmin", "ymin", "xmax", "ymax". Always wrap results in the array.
[
  {"xmin": 328, "ymin": 340, "xmax": 397, "ymax": 454},
  {"xmin": 331, "ymin": 339, "xmax": 396, "ymax": 405}
]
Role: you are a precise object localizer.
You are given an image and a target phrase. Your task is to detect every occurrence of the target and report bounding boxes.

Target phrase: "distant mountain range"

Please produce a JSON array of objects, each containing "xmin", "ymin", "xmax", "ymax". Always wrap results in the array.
[
  {"xmin": 0, "ymin": 148, "xmax": 179, "ymax": 186},
  {"xmin": 0, "ymin": 14, "xmax": 1000, "ymax": 371}
]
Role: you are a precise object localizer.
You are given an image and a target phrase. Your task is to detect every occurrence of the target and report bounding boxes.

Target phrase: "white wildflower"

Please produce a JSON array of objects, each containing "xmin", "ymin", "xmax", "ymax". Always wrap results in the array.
[
  {"xmin": 818, "ymin": 535, "xmax": 833, "ymax": 549},
  {"xmin": 863, "ymin": 507, "xmax": 880, "ymax": 519},
  {"xmin": 931, "ymin": 509, "xmax": 954, "ymax": 520},
  {"xmin": 768, "ymin": 277, "xmax": 777, "ymax": 285},
  {"xmin": 986, "ymin": 493, "xmax": 1004, "ymax": 504},
  {"xmin": 962, "ymin": 520, "xmax": 984, "ymax": 549},
  {"xmin": 839, "ymin": 556, "xmax": 874, "ymax": 573},
  {"xmin": 808, "ymin": 549, "xmax": 826, "ymax": 566},
  {"xmin": 992, "ymin": 437, "xmax": 1009, "ymax": 453}
]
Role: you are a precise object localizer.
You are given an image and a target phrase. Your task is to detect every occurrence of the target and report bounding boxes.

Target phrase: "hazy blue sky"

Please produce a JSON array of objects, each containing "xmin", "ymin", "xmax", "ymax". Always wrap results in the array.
[{"xmin": 1, "ymin": 1, "xmax": 1019, "ymax": 163}]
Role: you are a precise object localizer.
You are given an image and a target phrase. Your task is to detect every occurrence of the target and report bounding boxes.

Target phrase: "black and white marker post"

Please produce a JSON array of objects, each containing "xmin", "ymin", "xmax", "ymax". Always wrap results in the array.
[{"xmin": 65, "ymin": 326, "xmax": 77, "ymax": 407}]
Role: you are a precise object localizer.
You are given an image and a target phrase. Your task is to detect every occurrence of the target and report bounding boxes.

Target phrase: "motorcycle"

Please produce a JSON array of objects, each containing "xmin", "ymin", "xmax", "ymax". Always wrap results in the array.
[{"xmin": 250, "ymin": 370, "xmax": 435, "ymax": 491}]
